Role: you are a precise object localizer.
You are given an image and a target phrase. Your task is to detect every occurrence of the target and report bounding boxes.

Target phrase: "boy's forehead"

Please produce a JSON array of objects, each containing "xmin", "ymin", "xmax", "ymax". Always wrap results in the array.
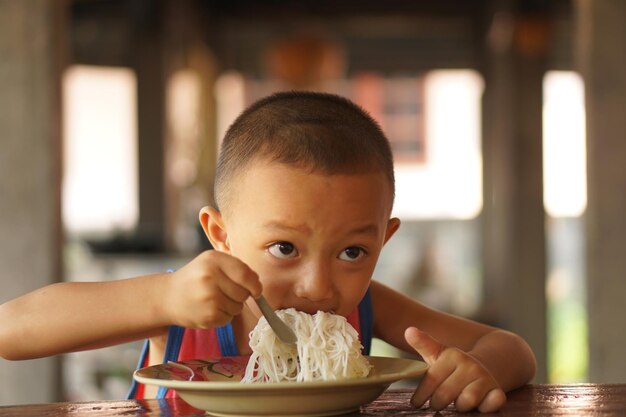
[
  {"xmin": 224, "ymin": 160, "xmax": 394, "ymax": 216},
  {"xmin": 236, "ymin": 159, "xmax": 391, "ymax": 190}
]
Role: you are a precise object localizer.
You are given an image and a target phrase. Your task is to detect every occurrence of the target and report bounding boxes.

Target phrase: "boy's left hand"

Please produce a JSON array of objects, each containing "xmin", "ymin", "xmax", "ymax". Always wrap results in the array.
[{"xmin": 405, "ymin": 327, "xmax": 506, "ymax": 413}]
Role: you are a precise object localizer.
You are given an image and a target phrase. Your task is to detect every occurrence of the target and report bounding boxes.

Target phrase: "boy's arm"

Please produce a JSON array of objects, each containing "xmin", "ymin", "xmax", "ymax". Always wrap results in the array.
[
  {"xmin": 0, "ymin": 251, "xmax": 261, "ymax": 361},
  {"xmin": 0, "ymin": 274, "xmax": 173, "ymax": 360},
  {"xmin": 370, "ymin": 280, "xmax": 536, "ymax": 411}
]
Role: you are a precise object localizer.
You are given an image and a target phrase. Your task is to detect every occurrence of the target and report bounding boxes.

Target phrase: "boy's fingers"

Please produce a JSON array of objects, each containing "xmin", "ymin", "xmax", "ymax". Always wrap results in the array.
[
  {"xmin": 411, "ymin": 363, "xmax": 455, "ymax": 410},
  {"xmin": 213, "ymin": 290, "xmax": 246, "ymax": 317},
  {"xmin": 217, "ymin": 273, "xmax": 254, "ymax": 303},
  {"xmin": 411, "ymin": 370, "xmax": 439, "ymax": 409},
  {"xmin": 478, "ymin": 388, "xmax": 506, "ymax": 413},
  {"xmin": 404, "ymin": 327, "xmax": 443, "ymax": 366},
  {"xmin": 207, "ymin": 251, "xmax": 262, "ymax": 297},
  {"xmin": 455, "ymin": 379, "xmax": 491, "ymax": 412},
  {"xmin": 427, "ymin": 368, "xmax": 467, "ymax": 411},
  {"xmin": 410, "ymin": 353, "xmax": 456, "ymax": 409},
  {"xmin": 193, "ymin": 297, "xmax": 241, "ymax": 328},
  {"xmin": 406, "ymin": 327, "xmax": 456, "ymax": 410}
]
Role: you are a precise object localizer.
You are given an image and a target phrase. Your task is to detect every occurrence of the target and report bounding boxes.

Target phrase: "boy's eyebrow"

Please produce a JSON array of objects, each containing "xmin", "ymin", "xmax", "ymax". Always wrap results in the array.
[
  {"xmin": 348, "ymin": 224, "xmax": 380, "ymax": 236},
  {"xmin": 263, "ymin": 221, "xmax": 311, "ymax": 234},
  {"xmin": 262, "ymin": 221, "xmax": 380, "ymax": 236}
]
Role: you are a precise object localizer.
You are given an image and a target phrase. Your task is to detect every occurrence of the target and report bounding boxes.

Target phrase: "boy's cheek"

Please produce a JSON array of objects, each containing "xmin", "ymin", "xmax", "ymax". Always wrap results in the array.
[{"xmin": 334, "ymin": 281, "xmax": 372, "ymax": 316}]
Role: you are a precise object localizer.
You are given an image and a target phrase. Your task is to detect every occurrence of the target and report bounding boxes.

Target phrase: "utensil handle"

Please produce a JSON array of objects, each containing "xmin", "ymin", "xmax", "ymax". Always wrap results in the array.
[{"xmin": 254, "ymin": 296, "xmax": 297, "ymax": 344}]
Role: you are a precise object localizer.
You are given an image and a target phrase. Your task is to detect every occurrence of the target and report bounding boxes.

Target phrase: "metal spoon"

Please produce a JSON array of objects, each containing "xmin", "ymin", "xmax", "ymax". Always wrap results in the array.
[{"xmin": 254, "ymin": 295, "xmax": 297, "ymax": 344}]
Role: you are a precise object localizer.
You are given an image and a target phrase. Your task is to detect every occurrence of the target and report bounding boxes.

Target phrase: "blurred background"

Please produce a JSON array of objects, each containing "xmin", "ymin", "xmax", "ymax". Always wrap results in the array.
[{"xmin": 1, "ymin": 0, "xmax": 625, "ymax": 405}]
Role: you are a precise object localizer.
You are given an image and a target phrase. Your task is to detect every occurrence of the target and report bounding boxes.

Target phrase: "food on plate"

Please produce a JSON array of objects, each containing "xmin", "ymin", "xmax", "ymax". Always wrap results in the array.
[{"xmin": 242, "ymin": 308, "xmax": 371, "ymax": 383}]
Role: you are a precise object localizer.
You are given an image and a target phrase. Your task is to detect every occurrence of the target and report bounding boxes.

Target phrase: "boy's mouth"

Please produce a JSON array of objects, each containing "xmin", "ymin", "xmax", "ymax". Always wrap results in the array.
[{"xmin": 283, "ymin": 303, "xmax": 338, "ymax": 316}]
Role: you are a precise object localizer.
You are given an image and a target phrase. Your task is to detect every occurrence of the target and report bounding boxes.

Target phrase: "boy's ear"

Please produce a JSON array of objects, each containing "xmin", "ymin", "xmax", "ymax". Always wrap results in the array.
[
  {"xmin": 199, "ymin": 206, "xmax": 230, "ymax": 252},
  {"xmin": 384, "ymin": 217, "xmax": 401, "ymax": 244}
]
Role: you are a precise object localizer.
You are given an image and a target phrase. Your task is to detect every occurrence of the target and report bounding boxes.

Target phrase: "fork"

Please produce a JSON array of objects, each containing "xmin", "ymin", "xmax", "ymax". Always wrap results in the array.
[{"xmin": 254, "ymin": 295, "xmax": 297, "ymax": 344}]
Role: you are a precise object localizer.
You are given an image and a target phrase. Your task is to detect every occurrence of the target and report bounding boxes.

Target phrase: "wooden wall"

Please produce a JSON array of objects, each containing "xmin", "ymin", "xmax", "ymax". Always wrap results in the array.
[{"xmin": 0, "ymin": 0, "xmax": 65, "ymax": 405}]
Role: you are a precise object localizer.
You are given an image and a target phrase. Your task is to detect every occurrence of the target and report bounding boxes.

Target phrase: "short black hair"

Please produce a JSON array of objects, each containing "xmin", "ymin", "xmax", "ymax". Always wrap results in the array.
[{"xmin": 214, "ymin": 91, "xmax": 395, "ymax": 213}]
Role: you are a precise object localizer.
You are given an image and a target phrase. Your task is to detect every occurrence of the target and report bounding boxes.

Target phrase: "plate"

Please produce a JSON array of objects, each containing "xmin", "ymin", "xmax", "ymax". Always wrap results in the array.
[{"xmin": 134, "ymin": 355, "xmax": 427, "ymax": 417}]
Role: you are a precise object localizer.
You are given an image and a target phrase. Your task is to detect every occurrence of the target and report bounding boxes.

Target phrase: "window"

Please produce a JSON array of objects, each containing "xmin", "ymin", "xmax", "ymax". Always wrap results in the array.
[{"xmin": 62, "ymin": 65, "xmax": 138, "ymax": 236}]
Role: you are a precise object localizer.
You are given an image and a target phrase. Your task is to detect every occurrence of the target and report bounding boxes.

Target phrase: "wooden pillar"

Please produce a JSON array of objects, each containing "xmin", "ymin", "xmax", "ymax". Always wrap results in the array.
[
  {"xmin": 132, "ymin": 1, "xmax": 166, "ymax": 250},
  {"xmin": 161, "ymin": 0, "xmax": 219, "ymax": 252},
  {"xmin": 0, "ymin": 0, "xmax": 65, "ymax": 405},
  {"xmin": 576, "ymin": 0, "xmax": 626, "ymax": 383},
  {"xmin": 481, "ymin": 0, "xmax": 551, "ymax": 382}
]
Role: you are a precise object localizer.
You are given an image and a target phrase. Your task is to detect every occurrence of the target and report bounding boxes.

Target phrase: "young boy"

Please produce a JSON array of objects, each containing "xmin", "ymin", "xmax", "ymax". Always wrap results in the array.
[{"xmin": 0, "ymin": 91, "xmax": 535, "ymax": 412}]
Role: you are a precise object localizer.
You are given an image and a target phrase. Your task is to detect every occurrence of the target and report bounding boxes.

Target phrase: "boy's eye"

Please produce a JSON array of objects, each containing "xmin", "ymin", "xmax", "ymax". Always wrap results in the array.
[
  {"xmin": 338, "ymin": 247, "xmax": 366, "ymax": 262},
  {"xmin": 268, "ymin": 242, "xmax": 298, "ymax": 259}
]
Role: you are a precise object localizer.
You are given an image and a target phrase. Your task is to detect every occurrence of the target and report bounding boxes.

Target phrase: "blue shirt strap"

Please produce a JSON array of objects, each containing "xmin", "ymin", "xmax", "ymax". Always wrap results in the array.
[
  {"xmin": 126, "ymin": 338, "xmax": 149, "ymax": 399},
  {"xmin": 155, "ymin": 325, "xmax": 185, "ymax": 399},
  {"xmin": 217, "ymin": 323, "xmax": 239, "ymax": 356},
  {"xmin": 358, "ymin": 287, "xmax": 373, "ymax": 355}
]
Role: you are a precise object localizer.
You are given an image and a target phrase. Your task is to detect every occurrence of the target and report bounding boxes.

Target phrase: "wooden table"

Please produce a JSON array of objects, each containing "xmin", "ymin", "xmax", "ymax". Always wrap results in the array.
[{"xmin": 1, "ymin": 385, "xmax": 625, "ymax": 416}]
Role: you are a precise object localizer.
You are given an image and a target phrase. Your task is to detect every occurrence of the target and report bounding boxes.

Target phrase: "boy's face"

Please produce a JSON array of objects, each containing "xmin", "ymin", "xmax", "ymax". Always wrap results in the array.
[{"xmin": 205, "ymin": 160, "xmax": 399, "ymax": 318}]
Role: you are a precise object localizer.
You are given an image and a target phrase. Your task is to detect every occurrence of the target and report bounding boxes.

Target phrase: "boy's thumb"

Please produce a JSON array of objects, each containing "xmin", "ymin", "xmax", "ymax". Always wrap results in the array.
[{"xmin": 404, "ymin": 326, "xmax": 443, "ymax": 366}]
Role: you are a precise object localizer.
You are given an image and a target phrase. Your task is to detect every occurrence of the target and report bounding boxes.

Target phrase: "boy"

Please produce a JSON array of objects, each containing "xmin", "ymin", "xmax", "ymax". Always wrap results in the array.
[{"xmin": 0, "ymin": 92, "xmax": 535, "ymax": 412}]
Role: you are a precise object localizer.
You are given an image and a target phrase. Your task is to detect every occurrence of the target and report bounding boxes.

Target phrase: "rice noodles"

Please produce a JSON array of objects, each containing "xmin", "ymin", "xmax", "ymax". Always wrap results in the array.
[{"xmin": 242, "ymin": 308, "xmax": 371, "ymax": 383}]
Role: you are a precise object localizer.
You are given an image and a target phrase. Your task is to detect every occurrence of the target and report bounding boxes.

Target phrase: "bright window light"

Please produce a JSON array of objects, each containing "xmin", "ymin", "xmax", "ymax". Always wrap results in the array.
[
  {"xmin": 166, "ymin": 69, "xmax": 202, "ymax": 188},
  {"xmin": 215, "ymin": 71, "xmax": 246, "ymax": 149},
  {"xmin": 543, "ymin": 71, "xmax": 587, "ymax": 217},
  {"xmin": 62, "ymin": 65, "xmax": 138, "ymax": 235},
  {"xmin": 393, "ymin": 70, "xmax": 484, "ymax": 220}
]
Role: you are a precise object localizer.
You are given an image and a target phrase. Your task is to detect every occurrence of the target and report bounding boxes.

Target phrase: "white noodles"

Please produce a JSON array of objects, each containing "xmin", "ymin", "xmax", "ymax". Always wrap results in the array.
[{"xmin": 242, "ymin": 308, "xmax": 371, "ymax": 383}]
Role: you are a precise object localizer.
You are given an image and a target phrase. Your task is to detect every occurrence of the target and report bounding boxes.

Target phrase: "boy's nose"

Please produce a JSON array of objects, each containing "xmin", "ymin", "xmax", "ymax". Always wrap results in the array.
[{"xmin": 294, "ymin": 263, "xmax": 334, "ymax": 303}]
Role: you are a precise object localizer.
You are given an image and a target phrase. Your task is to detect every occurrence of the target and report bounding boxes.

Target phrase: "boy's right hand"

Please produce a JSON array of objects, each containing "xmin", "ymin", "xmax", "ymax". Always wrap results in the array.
[{"xmin": 164, "ymin": 251, "xmax": 262, "ymax": 329}]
